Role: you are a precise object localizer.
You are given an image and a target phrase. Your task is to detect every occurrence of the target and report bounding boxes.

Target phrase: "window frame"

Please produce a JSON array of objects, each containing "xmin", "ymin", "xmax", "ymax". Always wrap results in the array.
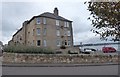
[
  {"xmin": 43, "ymin": 18, "xmax": 46, "ymax": 24},
  {"xmin": 36, "ymin": 28, "xmax": 40, "ymax": 35},
  {"xmin": 37, "ymin": 40, "xmax": 41, "ymax": 46},
  {"xmin": 57, "ymin": 40, "xmax": 61, "ymax": 46},
  {"xmin": 43, "ymin": 28, "xmax": 47, "ymax": 35},
  {"xmin": 56, "ymin": 20, "xmax": 59, "ymax": 26},
  {"xmin": 67, "ymin": 30, "xmax": 71, "ymax": 36},
  {"xmin": 56, "ymin": 30, "xmax": 60, "ymax": 36},
  {"xmin": 36, "ymin": 18, "xmax": 41, "ymax": 24},
  {"xmin": 43, "ymin": 40, "xmax": 47, "ymax": 47}
]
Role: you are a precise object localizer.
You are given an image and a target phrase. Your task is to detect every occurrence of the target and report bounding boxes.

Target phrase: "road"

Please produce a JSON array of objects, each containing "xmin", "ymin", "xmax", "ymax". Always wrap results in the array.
[{"xmin": 2, "ymin": 64, "xmax": 119, "ymax": 75}]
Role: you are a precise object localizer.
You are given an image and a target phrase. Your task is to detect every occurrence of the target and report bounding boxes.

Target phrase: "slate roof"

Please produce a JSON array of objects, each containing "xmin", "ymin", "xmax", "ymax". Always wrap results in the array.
[
  {"xmin": 39, "ymin": 12, "xmax": 72, "ymax": 21},
  {"xmin": 28, "ymin": 12, "xmax": 72, "ymax": 24}
]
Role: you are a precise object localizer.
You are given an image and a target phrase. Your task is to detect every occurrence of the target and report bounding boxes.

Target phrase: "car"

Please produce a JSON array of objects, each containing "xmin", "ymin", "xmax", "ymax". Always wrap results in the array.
[
  {"xmin": 81, "ymin": 48, "xmax": 96, "ymax": 54},
  {"xmin": 102, "ymin": 47, "xmax": 116, "ymax": 53}
]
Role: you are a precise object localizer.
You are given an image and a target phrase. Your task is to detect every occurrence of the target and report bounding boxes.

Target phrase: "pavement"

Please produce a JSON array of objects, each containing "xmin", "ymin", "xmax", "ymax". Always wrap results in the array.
[
  {"xmin": 2, "ymin": 62, "xmax": 119, "ymax": 67},
  {"xmin": 2, "ymin": 64, "xmax": 118, "ymax": 75}
]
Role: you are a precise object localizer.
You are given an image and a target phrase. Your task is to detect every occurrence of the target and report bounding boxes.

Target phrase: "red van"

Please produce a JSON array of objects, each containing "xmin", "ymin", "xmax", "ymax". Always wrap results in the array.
[{"xmin": 102, "ymin": 47, "xmax": 116, "ymax": 53}]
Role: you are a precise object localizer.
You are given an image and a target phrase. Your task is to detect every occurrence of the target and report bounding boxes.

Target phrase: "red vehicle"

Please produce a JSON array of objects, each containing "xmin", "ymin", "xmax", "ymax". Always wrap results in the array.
[{"xmin": 102, "ymin": 47, "xmax": 116, "ymax": 53}]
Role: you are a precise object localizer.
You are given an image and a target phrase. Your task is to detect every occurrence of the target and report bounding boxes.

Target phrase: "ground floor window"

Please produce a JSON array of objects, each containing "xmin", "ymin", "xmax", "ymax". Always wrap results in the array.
[
  {"xmin": 43, "ymin": 40, "xmax": 47, "ymax": 47},
  {"xmin": 57, "ymin": 40, "xmax": 61, "ymax": 46},
  {"xmin": 37, "ymin": 40, "xmax": 41, "ymax": 46},
  {"xmin": 68, "ymin": 40, "xmax": 71, "ymax": 46}
]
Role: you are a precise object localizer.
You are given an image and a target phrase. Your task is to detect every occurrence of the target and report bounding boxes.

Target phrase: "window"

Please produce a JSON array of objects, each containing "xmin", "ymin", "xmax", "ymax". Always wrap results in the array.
[
  {"xmin": 33, "ymin": 29, "xmax": 35, "ymax": 36},
  {"xmin": 36, "ymin": 18, "xmax": 40, "ymax": 24},
  {"xmin": 43, "ymin": 18, "xmax": 46, "ymax": 24},
  {"xmin": 37, "ymin": 40, "xmax": 41, "ymax": 46},
  {"xmin": 66, "ymin": 22, "xmax": 69, "ymax": 27},
  {"xmin": 64, "ymin": 22, "xmax": 67, "ymax": 27},
  {"xmin": 64, "ymin": 22, "xmax": 69, "ymax": 27},
  {"xmin": 64, "ymin": 29, "xmax": 67, "ymax": 36},
  {"xmin": 37, "ymin": 28, "xmax": 40, "ymax": 35},
  {"xmin": 57, "ymin": 40, "xmax": 61, "ymax": 46},
  {"xmin": 56, "ymin": 20, "xmax": 59, "ymax": 26},
  {"xmin": 68, "ymin": 40, "xmax": 71, "ymax": 46},
  {"xmin": 56, "ymin": 30, "xmax": 60, "ymax": 36},
  {"xmin": 43, "ymin": 40, "xmax": 47, "ymax": 47},
  {"xmin": 32, "ymin": 40, "xmax": 34, "ymax": 46},
  {"xmin": 67, "ymin": 30, "xmax": 71, "ymax": 36},
  {"xmin": 65, "ymin": 40, "xmax": 67, "ymax": 45},
  {"xmin": 43, "ymin": 28, "xmax": 46, "ymax": 35}
]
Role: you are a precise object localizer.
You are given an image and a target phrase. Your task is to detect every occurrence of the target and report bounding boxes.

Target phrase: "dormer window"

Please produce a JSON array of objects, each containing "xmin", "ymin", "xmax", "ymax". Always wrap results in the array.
[{"xmin": 36, "ymin": 18, "xmax": 40, "ymax": 24}]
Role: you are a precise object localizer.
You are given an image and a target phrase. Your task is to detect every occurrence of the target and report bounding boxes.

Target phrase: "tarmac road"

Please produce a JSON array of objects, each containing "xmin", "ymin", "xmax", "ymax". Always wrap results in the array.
[{"xmin": 2, "ymin": 64, "xmax": 119, "ymax": 75}]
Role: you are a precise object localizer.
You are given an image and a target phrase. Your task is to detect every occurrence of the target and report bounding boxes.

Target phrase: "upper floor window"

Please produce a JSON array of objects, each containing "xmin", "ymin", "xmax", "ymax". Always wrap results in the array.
[
  {"xmin": 56, "ymin": 20, "xmax": 59, "ymax": 26},
  {"xmin": 67, "ymin": 30, "xmax": 71, "ymax": 36},
  {"xmin": 43, "ymin": 28, "xmax": 46, "ymax": 35},
  {"xmin": 56, "ymin": 30, "xmax": 60, "ymax": 36},
  {"xmin": 67, "ymin": 22, "xmax": 69, "ymax": 27},
  {"xmin": 43, "ymin": 18, "xmax": 46, "ymax": 24},
  {"xmin": 33, "ymin": 29, "xmax": 35, "ymax": 36},
  {"xmin": 64, "ymin": 22, "xmax": 69, "ymax": 27},
  {"xmin": 37, "ymin": 40, "xmax": 41, "ymax": 46},
  {"xmin": 36, "ymin": 18, "xmax": 40, "ymax": 24},
  {"xmin": 37, "ymin": 28, "xmax": 40, "ymax": 35}
]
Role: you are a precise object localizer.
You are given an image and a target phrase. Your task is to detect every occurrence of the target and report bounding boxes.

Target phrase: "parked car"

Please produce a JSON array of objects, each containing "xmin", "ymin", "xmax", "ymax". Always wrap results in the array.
[
  {"xmin": 68, "ymin": 50, "xmax": 78, "ymax": 54},
  {"xmin": 102, "ymin": 47, "xmax": 116, "ymax": 53},
  {"xmin": 81, "ymin": 48, "xmax": 96, "ymax": 54}
]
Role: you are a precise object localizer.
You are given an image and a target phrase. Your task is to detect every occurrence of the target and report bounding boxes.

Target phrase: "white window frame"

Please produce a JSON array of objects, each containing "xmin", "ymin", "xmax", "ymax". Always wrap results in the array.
[
  {"xmin": 36, "ymin": 18, "xmax": 40, "ymax": 24},
  {"xmin": 64, "ymin": 22, "xmax": 67, "ymax": 27},
  {"xmin": 43, "ymin": 18, "xmax": 46, "ymax": 24},
  {"xmin": 56, "ymin": 30, "xmax": 60, "ymax": 36},
  {"xmin": 56, "ymin": 20, "xmax": 59, "ymax": 26},
  {"xmin": 64, "ymin": 22, "xmax": 69, "ymax": 27},
  {"xmin": 67, "ymin": 22, "xmax": 69, "ymax": 27},
  {"xmin": 43, "ymin": 28, "xmax": 46, "ymax": 35},
  {"xmin": 37, "ymin": 28, "xmax": 40, "ymax": 35},
  {"xmin": 57, "ymin": 40, "xmax": 61, "ymax": 46},
  {"xmin": 67, "ymin": 30, "xmax": 71, "ymax": 36},
  {"xmin": 43, "ymin": 40, "xmax": 47, "ymax": 47}
]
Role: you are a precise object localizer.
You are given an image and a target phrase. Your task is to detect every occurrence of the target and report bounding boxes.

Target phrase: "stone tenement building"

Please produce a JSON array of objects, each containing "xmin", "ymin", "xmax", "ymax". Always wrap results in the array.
[{"xmin": 9, "ymin": 8, "xmax": 74, "ymax": 50}]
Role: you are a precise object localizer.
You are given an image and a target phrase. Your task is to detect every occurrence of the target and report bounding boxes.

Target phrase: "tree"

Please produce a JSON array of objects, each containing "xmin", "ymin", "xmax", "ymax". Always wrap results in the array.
[{"xmin": 85, "ymin": 1, "xmax": 120, "ymax": 41}]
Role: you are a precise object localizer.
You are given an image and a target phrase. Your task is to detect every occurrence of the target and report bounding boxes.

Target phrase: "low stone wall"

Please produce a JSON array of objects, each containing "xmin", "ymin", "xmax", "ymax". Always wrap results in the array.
[{"xmin": 3, "ymin": 52, "xmax": 119, "ymax": 64}]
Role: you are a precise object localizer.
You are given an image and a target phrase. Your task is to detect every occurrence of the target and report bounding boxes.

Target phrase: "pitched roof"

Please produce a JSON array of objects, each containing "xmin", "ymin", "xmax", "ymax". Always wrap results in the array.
[
  {"xmin": 13, "ymin": 28, "xmax": 22, "ymax": 37},
  {"xmin": 28, "ymin": 12, "xmax": 72, "ymax": 24},
  {"xmin": 39, "ymin": 12, "xmax": 72, "ymax": 22}
]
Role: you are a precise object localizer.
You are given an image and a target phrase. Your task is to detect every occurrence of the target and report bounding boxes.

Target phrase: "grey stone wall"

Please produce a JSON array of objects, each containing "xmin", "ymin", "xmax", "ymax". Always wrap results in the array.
[{"xmin": 3, "ymin": 52, "xmax": 119, "ymax": 64}]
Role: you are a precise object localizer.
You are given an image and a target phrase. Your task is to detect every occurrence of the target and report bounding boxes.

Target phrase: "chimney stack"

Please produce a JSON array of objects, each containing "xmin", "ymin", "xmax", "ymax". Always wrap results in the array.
[{"xmin": 54, "ymin": 7, "xmax": 59, "ymax": 16}]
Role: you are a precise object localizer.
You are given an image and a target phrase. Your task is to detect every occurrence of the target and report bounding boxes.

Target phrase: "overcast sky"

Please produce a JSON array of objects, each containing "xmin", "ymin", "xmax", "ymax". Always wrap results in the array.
[{"xmin": 0, "ymin": 0, "xmax": 117, "ymax": 45}]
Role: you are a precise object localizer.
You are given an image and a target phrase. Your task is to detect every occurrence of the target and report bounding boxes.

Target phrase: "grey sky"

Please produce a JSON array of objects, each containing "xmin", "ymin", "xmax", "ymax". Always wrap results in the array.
[{"xmin": 1, "ymin": 0, "xmax": 116, "ymax": 45}]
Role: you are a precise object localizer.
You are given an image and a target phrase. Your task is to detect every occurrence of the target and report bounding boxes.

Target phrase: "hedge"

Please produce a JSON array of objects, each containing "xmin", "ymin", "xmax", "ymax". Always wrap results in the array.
[{"xmin": 3, "ymin": 45, "xmax": 54, "ymax": 54}]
